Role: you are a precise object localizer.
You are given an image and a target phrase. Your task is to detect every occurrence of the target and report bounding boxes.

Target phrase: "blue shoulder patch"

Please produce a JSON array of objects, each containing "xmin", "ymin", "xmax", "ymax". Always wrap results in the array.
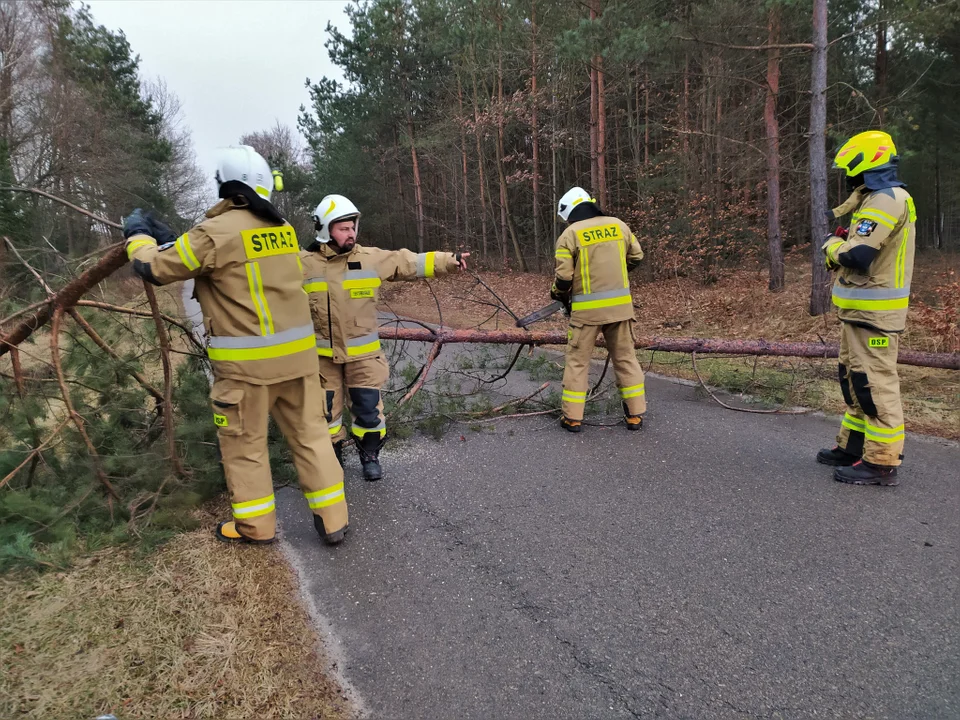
[{"xmin": 856, "ymin": 219, "xmax": 878, "ymax": 236}]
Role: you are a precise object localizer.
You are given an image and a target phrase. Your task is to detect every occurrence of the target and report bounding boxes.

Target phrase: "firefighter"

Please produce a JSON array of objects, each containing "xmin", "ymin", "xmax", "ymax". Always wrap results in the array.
[
  {"xmin": 551, "ymin": 187, "xmax": 646, "ymax": 432},
  {"xmin": 301, "ymin": 194, "xmax": 468, "ymax": 480},
  {"xmin": 123, "ymin": 145, "xmax": 349, "ymax": 544},
  {"xmin": 816, "ymin": 130, "xmax": 916, "ymax": 486}
]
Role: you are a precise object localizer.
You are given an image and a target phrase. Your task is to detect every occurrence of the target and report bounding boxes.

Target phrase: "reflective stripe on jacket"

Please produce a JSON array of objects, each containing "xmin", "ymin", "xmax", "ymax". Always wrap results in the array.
[
  {"xmin": 300, "ymin": 244, "xmax": 459, "ymax": 363},
  {"xmin": 126, "ymin": 199, "xmax": 318, "ymax": 384},
  {"xmin": 554, "ymin": 215, "xmax": 643, "ymax": 325}
]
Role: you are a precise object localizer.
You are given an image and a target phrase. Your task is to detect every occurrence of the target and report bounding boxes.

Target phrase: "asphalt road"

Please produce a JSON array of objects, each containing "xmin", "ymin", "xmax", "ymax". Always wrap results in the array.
[{"xmin": 276, "ymin": 344, "xmax": 959, "ymax": 720}]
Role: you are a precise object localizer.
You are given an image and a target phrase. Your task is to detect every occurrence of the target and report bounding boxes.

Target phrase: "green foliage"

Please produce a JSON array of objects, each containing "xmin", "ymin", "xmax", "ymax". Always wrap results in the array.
[{"xmin": 0, "ymin": 320, "xmax": 227, "ymax": 573}]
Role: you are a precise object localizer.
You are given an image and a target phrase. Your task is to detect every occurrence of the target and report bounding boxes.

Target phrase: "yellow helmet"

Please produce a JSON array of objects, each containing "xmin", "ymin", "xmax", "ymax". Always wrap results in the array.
[{"xmin": 833, "ymin": 130, "xmax": 896, "ymax": 176}]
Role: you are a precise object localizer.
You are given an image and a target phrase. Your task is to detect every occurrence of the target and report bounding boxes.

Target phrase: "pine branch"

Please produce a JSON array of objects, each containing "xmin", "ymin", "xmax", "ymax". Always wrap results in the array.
[{"xmin": 49, "ymin": 308, "xmax": 120, "ymax": 501}]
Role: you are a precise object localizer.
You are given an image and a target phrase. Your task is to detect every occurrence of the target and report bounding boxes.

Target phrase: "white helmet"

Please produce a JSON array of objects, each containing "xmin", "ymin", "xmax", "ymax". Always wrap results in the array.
[
  {"xmin": 557, "ymin": 186, "xmax": 594, "ymax": 222},
  {"xmin": 214, "ymin": 145, "xmax": 275, "ymax": 200},
  {"xmin": 312, "ymin": 194, "xmax": 361, "ymax": 243}
]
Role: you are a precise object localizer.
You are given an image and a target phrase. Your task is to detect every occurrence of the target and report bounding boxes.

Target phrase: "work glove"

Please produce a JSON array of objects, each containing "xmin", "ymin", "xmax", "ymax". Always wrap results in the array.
[
  {"xmin": 147, "ymin": 214, "xmax": 177, "ymax": 246},
  {"xmin": 822, "ymin": 239, "xmax": 843, "ymax": 271},
  {"xmin": 550, "ymin": 283, "xmax": 570, "ymax": 304},
  {"xmin": 122, "ymin": 208, "xmax": 152, "ymax": 240}
]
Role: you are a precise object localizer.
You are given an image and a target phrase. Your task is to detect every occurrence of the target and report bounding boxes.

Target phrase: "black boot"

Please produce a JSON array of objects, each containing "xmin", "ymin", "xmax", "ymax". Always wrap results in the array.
[
  {"xmin": 816, "ymin": 446, "xmax": 860, "ymax": 466},
  {"xmin": 834, "ymin": 460, "xmax": 899, "ymax": 486},
  {"xmin": 357, "ymin": 433, "xmax": 385, "ymax": 481},
  {"xmin": 561, "ymin": 417, "xmax": 582, "ymax": 433},
  {"xmin": 817, "ymin": 430, "xmax": 863, "ymax": 466},
  {"xmin": 333, "ymin": 440, "xmax": 343, "ymax": 468},
  {"xmin": 313, "ymin": 514, "xmax": 348, "ymax": 545}
]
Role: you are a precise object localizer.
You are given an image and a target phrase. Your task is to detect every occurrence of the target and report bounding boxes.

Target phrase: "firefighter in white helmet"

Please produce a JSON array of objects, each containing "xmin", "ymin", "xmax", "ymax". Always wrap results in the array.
[
  {"xmin": 300, "ymin": 194, "xmax": 469, "ymax": 480},
  {"xmin": 552, "ymin": 186, "xmax": 647, "ymax": 432},
  {"xmin": 123, "ymin": 145, "xmax": 349, "ymax": 545}
]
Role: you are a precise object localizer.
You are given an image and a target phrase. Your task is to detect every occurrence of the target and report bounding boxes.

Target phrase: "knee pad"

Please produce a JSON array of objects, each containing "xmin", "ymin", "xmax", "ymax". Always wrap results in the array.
[
  {"xmin": 348, "ymin": 387, "xmax": 382, "ymax": 428},
  {"xmin": 325, "ymin": 390, "xmax": 335, "ymax": 420},
  {"xmin": 850, "ymin": 371, "xmax": 878, "ymax": 418}
]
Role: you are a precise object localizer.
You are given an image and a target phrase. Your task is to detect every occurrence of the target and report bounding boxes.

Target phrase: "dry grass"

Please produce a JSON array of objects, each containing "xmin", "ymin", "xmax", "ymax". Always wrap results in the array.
[
  {"xmin": 382, "ymin": 253, "xmax": 960, "ymax": 440},
  {"xmin": 0, "ymin": 504, "xmax": 355, "ymax": 720}
]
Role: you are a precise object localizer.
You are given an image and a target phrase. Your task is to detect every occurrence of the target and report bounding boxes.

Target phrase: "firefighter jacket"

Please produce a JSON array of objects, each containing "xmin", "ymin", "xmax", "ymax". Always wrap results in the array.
[
  {"xmin": 554, "ymin": 215, "xmax": 644, "ymax": 325},
  {"xmin": 824, "ymin": 187, "xmax": 916, "ymax": 332},
  {"xmin": 300, "ymin": 243, "xmax": 460, "ymax": 363},
  {"xmin": 126, "ymin": 199, "xmax": 318, "ymax": 384}
]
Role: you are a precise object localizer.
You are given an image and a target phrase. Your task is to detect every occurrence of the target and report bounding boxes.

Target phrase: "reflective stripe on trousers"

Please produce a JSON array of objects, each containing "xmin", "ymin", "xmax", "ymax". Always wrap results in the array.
[
  {"xmin": 207, "ymin": 323, "xmax": 316, "ymax": 362},
  {"xmin": 232, "ymin": 493, "xmax": 276, "ymax": 519},
  {"xmin": 305, "ymin": 482, "xmax": 345, "ymax": 510},
  {"xmin": 571, "ymin": 288, "xmax": 632, "ymax": 311},
  {"xmin": 352, "ymin": 417, "xmax": 386, "ymax": 438},
  {"xmin": 327, "ymin": 415, "xmax": 343, "ymax": 436}
]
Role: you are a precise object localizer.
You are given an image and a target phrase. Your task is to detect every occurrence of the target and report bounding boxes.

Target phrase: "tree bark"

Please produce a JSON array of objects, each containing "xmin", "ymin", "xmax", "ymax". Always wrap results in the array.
[
  {"xmin": 765, "ymin": 5, "xmax": 785, "ymax": 292},
  {"xmin": 496, "ymin": 6, "xmax": 527, "ymax": 271},
  {"xmin": 808, "ymin": 0, "xmax": 831, "ymax": 315},
  {"xmin": 589, "ymin": 1, "xmax": 599, "ymax": 193},
  {"xmin": 377, "ymin": 327, "xmax": 960, "ymax": 370},
  {"xmin": 597, "ymin": 54, "xmax": 608, "ymax": 208},
  {"xmin": 644, "ymin": 70, "xmax": 650, "ymax": 167},
  {"xmin": 531, "ymin": 0, "xmax": 541, "ymax": 270},
  {"xmin": 875, "ymin": 0, "xmax": 887, "ymax": 125},
  {"xmin": 457, "ymin": 74, "xmax": 471, "ymax": 246},
  {"xmin": 471, "ymin": 69, "xmax": 489, "ymax": 262}
]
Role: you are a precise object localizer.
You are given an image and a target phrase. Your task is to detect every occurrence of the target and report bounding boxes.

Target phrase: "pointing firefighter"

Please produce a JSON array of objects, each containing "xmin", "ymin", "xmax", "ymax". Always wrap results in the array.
[
  {"xmin": 817, "ymin": 130, "xmax": 916, "ymax": 486},
  {"xmin": 552, "ymin": 187, "xmax": 647, "ymax": 432},
  {"xmin": 300, "ymin": 194, "xmax": 468, "ymax": 480},
  {"xmin": 123, "ymin": 145, "xmax": 349, "ymax": 544}
]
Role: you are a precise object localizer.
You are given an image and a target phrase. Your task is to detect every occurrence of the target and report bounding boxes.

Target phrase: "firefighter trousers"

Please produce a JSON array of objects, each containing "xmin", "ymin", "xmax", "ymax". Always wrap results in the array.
[
  {"xmin": 561, "ymin": 320, "xmax": 646, "ymax": 421},
  {"xmin": 318, "ymin": 354, "xmax": 389, "ymax": 444},
  {"xmin": 210, "ymin": 373, "xmax": 347, "ymax": 541},
  {"xmin": 836, "ymin": 322, "xmax": 905, "ymax": 466}
]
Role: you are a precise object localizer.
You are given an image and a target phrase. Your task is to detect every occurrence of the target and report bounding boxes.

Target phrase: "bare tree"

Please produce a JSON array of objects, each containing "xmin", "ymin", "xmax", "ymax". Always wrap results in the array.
[{"xmin": 808, "ymin": 0, "xmax": 831, "ymax": 315}]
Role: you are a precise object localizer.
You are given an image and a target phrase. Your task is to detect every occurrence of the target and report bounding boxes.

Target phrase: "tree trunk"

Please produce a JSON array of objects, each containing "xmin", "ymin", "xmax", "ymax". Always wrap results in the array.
[
  {"xmin": 765, "ymin": 4, "xmax": 785, "ymax": 292},
  {"xmin": 471, "ymin": 71, "xmax": 489, "ymax": 261},
  {"xmin": 597, "ymin": 55, "xmax": 607, "ymax": 208},
  {"xmin": 682, "ymin": 54, "xmax": 690, "ymax": 183},
  {"xmin": 809, "ymin": 0, "xmax": 831, "ymax": 315},
  {"xmin": 496, "ymin": 6, "xmax": 527, "ymax": 271},
  {"xmin": 589, "ymin": 1, "xmax": 598, "ymax": 193},
  {"xmin": 457, "ymin": 77, "xmax": 470, "ymax": 245},
  {"xmin": 644, "ymin": 70, "xmax": 650, "ymax": 168},
  {"xmin": 934, "ymin": 114, "xmax": 942, "ymax": 249},
  {"xmin": 875, "ymin": 0, "xmax": 887, "ymax": 125},
  {"xmin": 531, "ymin": 0, "xmax": 541, "ymax": 270},
  {"xmin": 406, "ymin": 113, "xmax": 426, "ymax": 253},
  {"xmin": 393, "ymin": 125, "xmax": 411, "ymax": 247}
]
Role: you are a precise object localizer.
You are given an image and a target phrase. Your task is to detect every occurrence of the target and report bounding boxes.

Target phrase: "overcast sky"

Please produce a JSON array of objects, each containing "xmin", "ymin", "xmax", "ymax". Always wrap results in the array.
[{"xmin": 85, "ymin": 0, "xmax": 351, "ymax": 194}]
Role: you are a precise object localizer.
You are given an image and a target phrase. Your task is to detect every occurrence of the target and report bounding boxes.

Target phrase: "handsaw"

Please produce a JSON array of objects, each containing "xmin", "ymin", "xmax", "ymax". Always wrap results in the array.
[{"xmin": 515, "ymin": 300, "xmax": 568, "ymax": 328}]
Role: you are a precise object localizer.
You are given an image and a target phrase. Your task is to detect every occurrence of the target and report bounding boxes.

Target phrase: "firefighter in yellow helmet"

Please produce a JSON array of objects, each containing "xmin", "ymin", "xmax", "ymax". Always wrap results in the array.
[
  {"xmin": 817, "ymin": 130, "xmax": 916, "ymax": 486},
  {"xmin": 123, "ymin": 146, "xmax": 349, "ymax": 544},
  {"xmin": 300, "ymin": 194, "xmax": 469, "ymax": 480},
  {"xmin": 552, "ymin": 187, "xmax": 647, "ymax": 432}
]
